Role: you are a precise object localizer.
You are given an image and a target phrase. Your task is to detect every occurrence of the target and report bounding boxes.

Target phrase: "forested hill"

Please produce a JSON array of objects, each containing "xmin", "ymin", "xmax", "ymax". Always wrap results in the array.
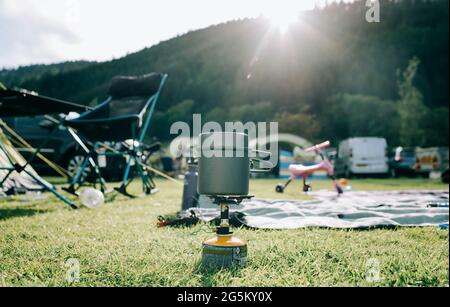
[{"xmin": 1, "ymin": 0, "xmax": 448, "ymax": 146}]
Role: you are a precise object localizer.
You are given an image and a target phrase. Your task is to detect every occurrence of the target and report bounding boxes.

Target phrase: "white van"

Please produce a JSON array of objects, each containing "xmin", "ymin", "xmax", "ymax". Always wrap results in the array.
[{"xmin": 334, "ymin": 137, "xmax": 389, "ymax": 177}]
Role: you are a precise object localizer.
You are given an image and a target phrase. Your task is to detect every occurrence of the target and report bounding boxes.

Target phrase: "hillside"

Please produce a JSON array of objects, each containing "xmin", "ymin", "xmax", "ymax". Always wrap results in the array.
[
  {"xmin": 0, "ymin": 61, "xmax": 94, "ymax": 88},
  {"xmin": 1, "ymin": 0, "xmax": 448, "ymax": 146}
]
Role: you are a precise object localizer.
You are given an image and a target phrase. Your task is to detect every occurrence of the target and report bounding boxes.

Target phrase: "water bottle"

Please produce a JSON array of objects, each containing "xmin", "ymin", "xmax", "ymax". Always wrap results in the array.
[
  {"xmin": 181, "ymin": 158, "xmax": 199, "ymax": 210},
  {"xmin": 427, "ymin": 202, "xmax": 449, "ymax": 208},
  {"xmin": 79, "ymin": 188, "xmax": 104, "ymax": 209}
]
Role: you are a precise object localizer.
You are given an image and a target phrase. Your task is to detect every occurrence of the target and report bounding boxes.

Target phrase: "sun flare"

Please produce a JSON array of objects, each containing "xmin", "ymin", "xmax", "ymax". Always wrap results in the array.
[
  {"xmin": 262, "ymin": 3, "xmax": 302, "ymax": 33},
  {"xmin": 265, "ymin": 10, "xmax": 299, "ymax": 33}
]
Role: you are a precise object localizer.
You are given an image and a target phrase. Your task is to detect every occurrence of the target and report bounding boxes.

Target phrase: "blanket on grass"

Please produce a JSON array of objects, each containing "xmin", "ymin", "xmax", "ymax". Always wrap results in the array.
[{"xmin": 191, "ymin": 190, "xmax": 449, "ymax": 229}]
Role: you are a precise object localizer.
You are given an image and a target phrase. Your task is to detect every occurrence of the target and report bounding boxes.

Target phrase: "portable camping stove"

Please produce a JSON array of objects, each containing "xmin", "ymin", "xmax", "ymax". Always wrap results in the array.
[{"xmin": 201, "ymin": 195, "xmax": 252, "ymax": 268}]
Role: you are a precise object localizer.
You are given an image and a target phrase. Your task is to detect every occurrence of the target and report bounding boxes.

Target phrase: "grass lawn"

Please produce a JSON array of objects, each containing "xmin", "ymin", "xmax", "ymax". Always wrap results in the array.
[{"xmin": 0, "ymin": 178, "xmax": 448, "ymax": 287}]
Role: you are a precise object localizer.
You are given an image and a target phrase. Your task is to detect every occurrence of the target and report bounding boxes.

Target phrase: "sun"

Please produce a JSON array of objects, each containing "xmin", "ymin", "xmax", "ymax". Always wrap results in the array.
[
  {"xmin": 262, "ymin": 3, "xmax": 302, "ymax": 33},
  {"xmin": 265, "ymin": 9, "xmax": 299, "ymax": 33}
]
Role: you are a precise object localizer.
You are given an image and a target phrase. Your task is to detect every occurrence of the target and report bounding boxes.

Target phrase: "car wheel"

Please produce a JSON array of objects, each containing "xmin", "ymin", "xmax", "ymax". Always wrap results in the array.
[{"xmin": 66, "ymin": 154, "xmax": 91, "ymax": 183}]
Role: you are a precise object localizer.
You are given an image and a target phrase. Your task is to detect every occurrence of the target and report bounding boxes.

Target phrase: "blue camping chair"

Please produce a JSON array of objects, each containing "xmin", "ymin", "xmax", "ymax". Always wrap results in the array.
[{"xmin": 63, "ymin": 73, "xmax": 168, "ymax": 197}]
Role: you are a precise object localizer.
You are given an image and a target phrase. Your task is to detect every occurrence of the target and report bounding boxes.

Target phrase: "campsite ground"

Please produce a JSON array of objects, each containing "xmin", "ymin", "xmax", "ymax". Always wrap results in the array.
[{"xmin": 0, "ymin": 178, "xmax": 448, "ymax": 287}]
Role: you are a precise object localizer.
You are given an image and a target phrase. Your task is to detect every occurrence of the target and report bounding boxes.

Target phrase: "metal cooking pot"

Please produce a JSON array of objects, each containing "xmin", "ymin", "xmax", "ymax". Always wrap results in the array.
[{"xmin": 197, "ymin": 132, "xmax": 271, "ymax": 196}]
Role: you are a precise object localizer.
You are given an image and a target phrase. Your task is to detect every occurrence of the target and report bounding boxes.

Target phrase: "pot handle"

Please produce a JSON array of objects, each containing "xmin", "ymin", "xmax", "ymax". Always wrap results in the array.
[{"xmin": 250, "ymin": 149, "xmax": 273, "ymax": 173}]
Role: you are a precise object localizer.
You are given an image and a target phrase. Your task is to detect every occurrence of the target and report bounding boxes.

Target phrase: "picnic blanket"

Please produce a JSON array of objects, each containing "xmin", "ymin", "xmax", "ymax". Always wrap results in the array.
[{"xmin": 191, "ymin": 190, "xmax": 449, "ymax": 229}]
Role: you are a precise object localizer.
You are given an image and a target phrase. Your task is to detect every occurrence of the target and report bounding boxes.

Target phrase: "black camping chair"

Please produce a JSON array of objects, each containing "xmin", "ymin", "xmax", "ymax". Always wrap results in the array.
[{"xmin": 63, "ymin": 73, "xmax": 168, "ymax": 197}]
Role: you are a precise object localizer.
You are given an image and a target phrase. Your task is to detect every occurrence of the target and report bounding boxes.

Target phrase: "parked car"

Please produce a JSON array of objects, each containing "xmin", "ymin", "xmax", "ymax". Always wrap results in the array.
[
  {"xmin": 2, "ymin": 116, "xmax": 131, "ymax": 181},
  {"xmin": 415, "ymin": 147, "xmax": 449, "ymax": 178},
  {"xmin": 334, "ymin": 137, "xmax": 389, "ymax": 178},
  {"xmin": 389, "ymin": 146, "xmax": 417, "ymax": 177}
]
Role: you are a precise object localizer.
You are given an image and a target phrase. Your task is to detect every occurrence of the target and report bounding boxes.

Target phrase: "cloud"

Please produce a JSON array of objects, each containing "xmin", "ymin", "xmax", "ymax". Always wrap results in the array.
[
  {"xmin": 0, "ymin": 0, "xmax": 81, "ymax": 68},
  {"xmin": 0, "ymin": 0, "xmax": 328, "ymax": 68}
]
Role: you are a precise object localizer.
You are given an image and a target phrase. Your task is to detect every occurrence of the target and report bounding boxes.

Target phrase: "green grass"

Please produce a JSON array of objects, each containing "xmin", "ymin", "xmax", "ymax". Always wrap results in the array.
[{"xmin": 0, "ymin": 178, "xmax": 448, "ymax": 287}]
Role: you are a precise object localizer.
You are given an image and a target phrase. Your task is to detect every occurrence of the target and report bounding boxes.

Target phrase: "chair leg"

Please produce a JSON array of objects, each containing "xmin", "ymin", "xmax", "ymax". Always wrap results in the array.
[
  {"xmin": 65, "ymin": 128, "xmax": 110, "ymax": 193},
  {"xmin": 1, "ymin": 142, "xmax": 76, "ymax": 209},
  {"xmin": 0, "ymin": 169, "xmax": 14, "ymax": 186},
  {"xmin": 115, "ymin": 154, "xmax": 135, "ymax": 197},
  {"xmin": 0, "ymin": 142, "xmax": 20, "ymax": 186},
  {"xmin": 89, "ymin": 155, "xmax": 109, "ymax": 193},
  {"xmin": 24, "ymin": 169, "xmax": 77, "ymax": 209},
  {"xmin": 63, "ymin": 155, "xmax": 90, "ymax": 195},
  {"xmin": 143, "ymin": 165, "xmax": 156, "ymax": 194},
  {"xmin": 136, "ymin": 160, "xmax": 156, "ymax": 195},
  {"xmin": 115, "ymin": 153, "xmax": 157, "ymax": 197},
  {"xmin": 114, "ymin": 173, "xmax": 137, "ymax": 198}
]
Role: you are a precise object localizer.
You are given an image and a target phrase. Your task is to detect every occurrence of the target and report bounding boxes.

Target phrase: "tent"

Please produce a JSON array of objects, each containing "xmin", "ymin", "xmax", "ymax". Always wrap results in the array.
[{"xmin": 0, "ymin": 127, "xmax": 49, "ymax": 195}]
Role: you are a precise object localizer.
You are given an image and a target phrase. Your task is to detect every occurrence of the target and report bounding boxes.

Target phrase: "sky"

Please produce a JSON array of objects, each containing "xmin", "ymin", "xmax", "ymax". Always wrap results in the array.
[{"xmin": 0, "ymin": 0, "xmax": 338, "ymax": 68}]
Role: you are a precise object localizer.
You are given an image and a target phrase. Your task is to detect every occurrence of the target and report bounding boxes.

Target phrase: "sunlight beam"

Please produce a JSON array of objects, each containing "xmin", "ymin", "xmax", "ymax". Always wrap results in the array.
[{"xmin": 260, "ymin": 1, "xmax": 310, "ymax": 33}]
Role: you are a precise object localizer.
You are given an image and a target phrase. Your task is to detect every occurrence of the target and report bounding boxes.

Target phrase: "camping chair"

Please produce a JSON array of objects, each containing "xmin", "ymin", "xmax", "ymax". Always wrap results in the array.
[
  {"xmin": 0, "ymin": 86, "xmax": 92, "ymax": 208},
  {"xmin": 0, "ymin": 128, "xmax": 56, "ymax": 195},
  {"xmin": 62, "ymin": 73, "xmax": 168, "ymax": 197}
]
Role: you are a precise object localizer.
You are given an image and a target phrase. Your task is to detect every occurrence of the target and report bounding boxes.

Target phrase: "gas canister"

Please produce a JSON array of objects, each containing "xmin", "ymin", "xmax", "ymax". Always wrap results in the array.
[{"xmin": 202, "ymin": 234, "xmax": 247, "ymax": 268}]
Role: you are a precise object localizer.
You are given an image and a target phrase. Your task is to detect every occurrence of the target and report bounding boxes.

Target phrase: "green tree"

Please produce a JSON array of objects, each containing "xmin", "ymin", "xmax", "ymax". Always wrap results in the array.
[
  {"xmin": 422, "ymin": 107, "xmax": 449, "ymax": 146},
  {"xmin": 166, "ymin": 99, "xmax": 195, "ymax": 124},
  {"xmin": 274, "ymin": 112, "xmax": 321, "ymax": 142},
  {"xmin": 397, "ymin": 57, "xmax": 428, "ymax": 146},
  {"xmin": 228, "ymin": 101, "xmax": 273, "ymax": 123},
  {"xmin": 204, "ymin": 107, "xmax": 228, "ymax": 123},
  {"xmin": 322, "ymin": 94, "xmax": 400, "ymax": 145},
  {"xmin": 151, "ymin": 99, "xmax": 194, "ymax": 140}
]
